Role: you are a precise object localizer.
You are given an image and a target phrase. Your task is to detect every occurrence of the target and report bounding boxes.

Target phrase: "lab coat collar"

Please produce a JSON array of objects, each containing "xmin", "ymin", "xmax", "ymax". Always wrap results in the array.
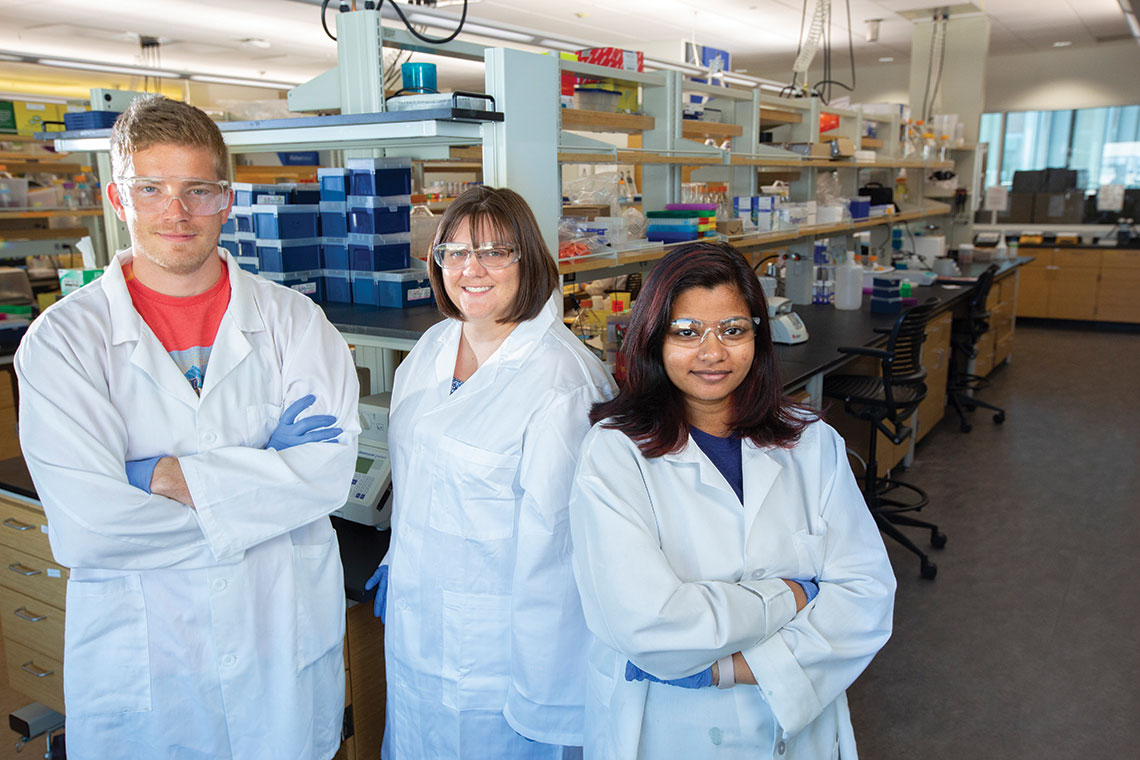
[
  {"xmin": 429, "ymin": 292, "xmax": 558, "ymax": 394},
  {"xmin": 662, "ymin": 435, "xmax": 784, "ymax": 511}
]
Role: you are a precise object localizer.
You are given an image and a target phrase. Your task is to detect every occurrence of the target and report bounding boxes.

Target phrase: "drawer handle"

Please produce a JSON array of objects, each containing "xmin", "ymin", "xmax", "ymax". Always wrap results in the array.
[
  {"xmin": 7, "ymin": 563, "xmax": 41, "ymax": 576},
  {"xmin": 2, "ymin": 518, "xmax": 33, "ymax": 531},
  {"xmin": 14, "ymin": 607, "xmax": 46, "ymax": 623},
  {"xmin": 20, "ymin": 661, "xmax": 54, "ymax": 678}
]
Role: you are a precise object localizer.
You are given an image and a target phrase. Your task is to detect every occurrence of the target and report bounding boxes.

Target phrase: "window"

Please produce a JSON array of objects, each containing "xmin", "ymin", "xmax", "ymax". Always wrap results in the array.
[{"xmin": 980, "ymin": 105, "xmax": 1140, "ymax": 190}]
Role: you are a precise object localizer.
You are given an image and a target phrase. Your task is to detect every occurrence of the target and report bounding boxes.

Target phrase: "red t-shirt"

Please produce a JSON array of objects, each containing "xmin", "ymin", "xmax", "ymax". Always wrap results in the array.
[{"xmin": 123, "ymin": 259, "xmax": 232, "ymax": 395}]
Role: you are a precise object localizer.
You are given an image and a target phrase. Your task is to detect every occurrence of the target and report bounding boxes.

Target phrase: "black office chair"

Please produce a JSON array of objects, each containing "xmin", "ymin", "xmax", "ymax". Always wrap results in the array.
[
  {"xmin": 823, "ymin": 300, "xmax": 946, "ymax": 580},
  {"xmin": 947, "ymin": 264, "xmax": 1007, "ymax": 433}
]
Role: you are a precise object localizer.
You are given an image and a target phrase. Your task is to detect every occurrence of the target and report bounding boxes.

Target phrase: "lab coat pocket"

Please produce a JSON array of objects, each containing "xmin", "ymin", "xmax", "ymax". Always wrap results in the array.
[
  {"xmin": 791, "ymin": 529, "xmax": 828, "ymax": 579},
  {"xmin": 440, "ymin": 590, "xmax": 511, "ymax": 710},
  {"xmin": 63, "ymin": 574, "xmax": 151, "ymax": 715},
  {"xmin": 429, "ymin": 437, "xmax": 520, "ymax": 540},
  {"xmin": 245, "ymin": 403, "xmax": 284, "ymax": 448},
  {"xmin": 293, "ymin": 535, "xmax": 347, "ymax": 673}
]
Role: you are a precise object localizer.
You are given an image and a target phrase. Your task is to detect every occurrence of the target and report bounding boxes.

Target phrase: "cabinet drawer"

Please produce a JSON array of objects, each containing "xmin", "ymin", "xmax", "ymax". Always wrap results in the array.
[
  {"xmin": 0, "ymin": 498, "xmax": 53, "ymax": 564},
  {"xmin": 0, "ymin": 544, "xmax": 69, "ymax": 609},
  {"xmin": 5, "ymin": 639, "xmax": 64, "ymax": 713},
  {"xmin": 974, "ymin": 331, "xmax": 995, "ymax": 376},
  {"xmin": 1101, "ymin": 250, "xmax": 1140, "ymax": 270},
  {"xmin": 1021, "ymin": 251, "xmax": 1052, "ymax": 268},
  {"xmin": 993, "ymin": 332, "xmax": 1014, "ymax": 366},
  {"xmin": 1053, "ymin": 249, "xmax": 1102, "ymax": 268},
  {"xmin": 0, "ymin": 585, "xmax": 64, "ymax": 661}
]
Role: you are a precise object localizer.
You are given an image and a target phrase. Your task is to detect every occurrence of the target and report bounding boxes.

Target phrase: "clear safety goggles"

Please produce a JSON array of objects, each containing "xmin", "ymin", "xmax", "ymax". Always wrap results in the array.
[
  {"xmin": 115, "ymin": 176, "xmax": 232, "ymax": 216},
  {"xmin": 432, "ymin": 242, "xmax": 520, "ymax": 270},
  {"xmin": 665, "ymin": 316, "xmax": 762, "ymax": 347}
]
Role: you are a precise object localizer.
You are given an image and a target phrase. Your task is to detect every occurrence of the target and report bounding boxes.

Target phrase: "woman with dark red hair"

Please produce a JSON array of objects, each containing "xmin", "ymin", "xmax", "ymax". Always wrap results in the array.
[{"xmin": 569, "ymin": 242, "xmax": 895, "ymax": 759}]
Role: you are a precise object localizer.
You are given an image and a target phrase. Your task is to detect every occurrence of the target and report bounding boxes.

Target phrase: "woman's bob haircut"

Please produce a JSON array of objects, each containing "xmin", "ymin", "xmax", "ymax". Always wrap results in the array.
[
  {"xmin": 427, "ymin": 186, "xmax": 559, "ymax": 324},
  {"xmin": 590, "ymin": 241, "xmax": 815, "ymax": 457}
]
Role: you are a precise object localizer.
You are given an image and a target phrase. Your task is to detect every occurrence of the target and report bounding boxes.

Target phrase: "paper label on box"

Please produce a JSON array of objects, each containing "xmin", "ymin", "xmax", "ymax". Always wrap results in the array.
[
  {"xmin": 408, "ymin": 286, "xmax": 431, "ymax": 301},
  {"xmin": 983, "ymin": 185, "xmax": 1009, "ymax": 212},
  {"xmin": 622, "ymin": 50, "xmax": 638, "ymax": 70},
  {"xmin": 292, "ymin": 282, "xmax": 318, "ymax": 295},
  {"xmin": 257, "ymin": 195, "xmax": 288, "ymax": 205},
  {"xmin": 47, "ymin": 568, "xmax": 61, "ymax": 578}
]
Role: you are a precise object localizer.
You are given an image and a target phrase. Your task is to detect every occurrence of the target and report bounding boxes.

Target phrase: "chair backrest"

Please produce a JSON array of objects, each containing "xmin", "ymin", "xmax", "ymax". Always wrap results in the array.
[
  {"xmin": 880, "ymin": 299, "xmax": 939, "ymax": 414},
  {"xmin": 966, "ymin": 264, "xmax": 1000, "ymax": 336}
]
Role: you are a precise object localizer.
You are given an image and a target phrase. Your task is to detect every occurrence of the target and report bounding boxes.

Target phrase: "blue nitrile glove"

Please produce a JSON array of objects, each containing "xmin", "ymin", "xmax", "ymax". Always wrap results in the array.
[
  {"xmin": 625, "ymin": 661, "xmax": 715, "ymax": 689},
  {"xmin": 364, "ymin": 563, "xmax": 388, "ymax": 622},
  {"xmin": 793, "ymin": 578, "xmax": 820, "ymax": 604},
  {"xmin": 266, "ymin": 394, "xmax": 342, "ymax": 451},
  {"xmin": 125, "ymin": 456, "xmax": 163, "ymax": 494}
]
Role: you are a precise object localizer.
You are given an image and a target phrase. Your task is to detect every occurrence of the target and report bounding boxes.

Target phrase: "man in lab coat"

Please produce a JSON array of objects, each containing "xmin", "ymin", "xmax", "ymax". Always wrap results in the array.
[{"xmin": 14, "ymin": 95, "xmax": 360, "ymax": 760}]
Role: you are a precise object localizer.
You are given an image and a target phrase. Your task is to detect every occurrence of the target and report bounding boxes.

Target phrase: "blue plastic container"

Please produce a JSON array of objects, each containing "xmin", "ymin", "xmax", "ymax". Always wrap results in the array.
[
  {"xmin": 347, "ymin": 232, "xmax": 411, "ymax": 271},
  {"xmin": 318, "ymin": 168, "xmax": 349, "ymax": 202},
  {"xmin": 348, "ymin": 196, "xmax": 411, "ymax": 235},
  {"xmin": 374, "ymin": 268, "xmax": 434, "ymax": 308},
  {"xmin": 848, "ymin": 195, "xmax": 871, "ymax": 220},
  {"xmin": 260, "ymin": 270, "xmax": 324, "ymax": 302},
  {"xmin": 233, "ymin": 183, "xmax": 289, "ymax": 207},
  {"xmin": 232, "ymin": 206, "xmax": 254, "ymax": 234},
  {"xmin": 322, "ymin": 238, "xmax": 349, "ymax": 271},
  {"xmin": 293, "ymin": 183, "xmax": 321, "ymax": 204},
  {"xmin": 346, "ymin": 158, "xmax": 412, "ymax": 197},
  {"xmin": 401, "ymin": 62, "xmax": 438, "ymax": 93},
  {"xmin": 256, "ymin": 238, "xmax": 321, "ymax": 273},
  {"xmin": 221, "ymin": 215, "xmax": 237, "ymax": 235},
  {"xmin": 236, "ymin": 232, "xmax": 256, "ymax": 259},
  {"xmin": 235, "ymin": 256, "xmax": 259, "ymax": 274},
  {"xmin": 63, "ymin": 110, "xmax": 121, "ymax": 130},
  {"xmin": 319, "ymin": 201, "xmax": 348, "ymax": 238},
  {"xmin": 218, "ymin": 235, "xmax": 239, "ymax": 257},
  {"xmin": 253, "ymin": 204, "xmax": 320, "ymax": 240},
  {"xmin": 351, "ymin": 270, "xmax": 381, "ymax": 306},
  {"xmin": 324, "ymin": 269, "xmax": 352, "ymax": 303}
]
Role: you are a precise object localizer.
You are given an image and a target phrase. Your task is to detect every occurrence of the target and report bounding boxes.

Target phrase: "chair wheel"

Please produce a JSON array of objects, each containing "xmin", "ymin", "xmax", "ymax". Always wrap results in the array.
[
  {"xmin": 920, "ymin": 560, "xmax": 938, "ymax": 580},
  {"xmin": 931, "ymin": 530, "xmax": 947, "ymax": 549},
  {"xmin": 993, "ymin": 412, "xmax": 1006, "ymax": 424},
  {"xmin": 960, "ymin": 421, "xmax": 972, "ymax": 433}
]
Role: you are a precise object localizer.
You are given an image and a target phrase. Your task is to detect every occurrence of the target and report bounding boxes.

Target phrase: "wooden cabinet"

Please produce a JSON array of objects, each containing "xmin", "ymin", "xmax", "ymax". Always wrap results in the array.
[
  {"xmin": 1016, "ymin": 248, "xmax": 1140, "ymax": 323},
  {"xmin": 0, "ymin": 493, "xmax": 66, "ymax": 712},
  {"xmin": 0, "ymin": 492, "xmax": 386, "ymax": 758},
  {"xmin": 916, "ymin": 311, "xmax": 953, "ymax": 442}
]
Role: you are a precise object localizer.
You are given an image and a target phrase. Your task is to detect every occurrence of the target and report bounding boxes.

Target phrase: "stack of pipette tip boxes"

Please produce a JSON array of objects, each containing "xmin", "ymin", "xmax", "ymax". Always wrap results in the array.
[
  {"xmin": 244, "ymin": 182, "xmax": 323, "ymax": 301},
  {"xmin": 646, "ymin": 204, "xmax": 718, "ymax": 244}
]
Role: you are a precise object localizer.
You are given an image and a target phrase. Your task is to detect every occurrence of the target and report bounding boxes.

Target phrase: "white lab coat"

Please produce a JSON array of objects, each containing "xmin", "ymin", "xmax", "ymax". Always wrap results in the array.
[
  {"xmin": 15, "ymin": 249, "xmax": 360, "ymax": 760},
  {"xmin": 569, "ymin": 419, "xmax": 896, "ymax": 760},
  {"xmin": 382, "ymin": 301, "xmax": 614, "ymax": 759}
]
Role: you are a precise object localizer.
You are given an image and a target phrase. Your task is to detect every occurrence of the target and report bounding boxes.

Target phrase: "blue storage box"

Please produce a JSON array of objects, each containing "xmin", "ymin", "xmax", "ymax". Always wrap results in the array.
[
  {"xmin": 324, "ymin": 269, "xmax": 352, "ymax": 303},
  {"xmin": 218, "ymin": 235, "xmax": 239, "ymax": 257},
  {"xmin": 322, "ymin": 238, "xmax": 349, "ymax": 271},
  {"xmin": 374, "ymin": 268, "xmax": 434, "ymax": 308},
  {"xmin": 253, "ymin": 204, "xmax": 320, "ymax": 240},
  {"xmin": 346, "ymin": 157, "xmax": 412, "ymax": 197},
  {"xmin": 320, "ymin": 202, "xmax": 348, "ymax": 238},
  {"xmin": 350, "ymin": 270, "xmax": 382, "ymax": 305},
  {"xmin": 236, "ymin": 232, "xmax": 256, "ymax": 259},
  {"xmin": 233, "ymin": 183, "xmax": 289, "ymax": 207},
  {"xmin": 232, "ymin": 205, "xmax": 254, "ymax": 234},
  {"xmin": 63, "ymin": 110, "xmax": 121, "ymax": 130},
  {"xmin": 260, "ymin": 270, "xmax": 324, "ymax": 302},
  {"xmin": 235, "ymin": 256, "xmax": 259, "ymax": 274},
  {"xmin": 848, "ymin": 196, "xmax": 871, "ymax": 220},
  {"xmin": 318, "ymin": 168, "xmax": 349, "ymax": 202},
  {"xmin": 256, "ymin": 238, "xmax": 321, "ymax": 273},
  {"xmin": 293, "ymin": 183, "xmax": 321, "ymax": 204},
  {"xmin": 221, "ymin": 215, "xmax": 237, "ymax": 235},
  {"xmin": 347, "ymin": 232, "xmax": 411, "ymax": 271},
  {"xmin": 348, "ymin": 196, "xmax": 411, "ymax": 235}
]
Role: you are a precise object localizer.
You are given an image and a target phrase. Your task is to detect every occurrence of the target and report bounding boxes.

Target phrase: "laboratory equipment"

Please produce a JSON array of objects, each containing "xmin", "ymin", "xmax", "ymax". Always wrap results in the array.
[
  {"xmin": 767, "ymin": 296, "xmax": 809, "ymax": 344},
  {"xmin": 336, "ymin": 393, "xmax": 394, "ymax": 528},
  {"xmin": 834, "ymin": 257, "xmax": 863, "ymax": 311},
  {"xmin": 783, "ymin": 252, "xmax": 813, "ymax": 305}
]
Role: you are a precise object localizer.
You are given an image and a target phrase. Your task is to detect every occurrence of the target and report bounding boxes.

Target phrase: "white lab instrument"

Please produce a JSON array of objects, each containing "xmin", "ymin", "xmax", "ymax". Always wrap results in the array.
[
  {"xmin": 15, "ymin": 248, "xmax": 359, "ymax": 760},
  {"xmin": 767, "ymin": 296, "xmax": 809, "ymax": 344},
  {"xmin": 335, "ymin": 393, "xmax": 394, "ymax": 528},
  {"xmin": 912, "ymin": 235, "xmax": 946, "ymax": 266},
  {"xmin": 569, "ymin": 422, "xmax": 896, "ymax": 760}
]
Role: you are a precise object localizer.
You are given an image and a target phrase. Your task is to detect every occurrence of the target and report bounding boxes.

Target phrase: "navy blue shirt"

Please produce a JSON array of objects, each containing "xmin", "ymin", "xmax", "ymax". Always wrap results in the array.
[{"xmin": 689, "ymin": 426, "xmax": 744, "ymax": 504}]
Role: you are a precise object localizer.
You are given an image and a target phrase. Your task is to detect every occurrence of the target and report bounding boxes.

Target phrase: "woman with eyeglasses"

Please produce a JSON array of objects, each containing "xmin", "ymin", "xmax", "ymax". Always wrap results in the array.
[
  {"xmin": 367, "ymin": 186, "xmax": 614, "ymax": 759},
  {"xmin": 568, "ymin": 242, "xmax": 895, "ymax": 760}
]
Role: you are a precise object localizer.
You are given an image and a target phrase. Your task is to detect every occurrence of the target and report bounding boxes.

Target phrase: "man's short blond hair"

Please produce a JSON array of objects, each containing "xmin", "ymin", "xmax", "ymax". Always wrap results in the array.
[{"xmin": 110, "ymin": 96, "xmax": 229, "ymax": 180}]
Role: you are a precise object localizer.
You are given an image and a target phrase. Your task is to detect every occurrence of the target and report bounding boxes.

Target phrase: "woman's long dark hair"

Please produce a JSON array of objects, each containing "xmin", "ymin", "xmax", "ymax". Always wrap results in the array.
[{"xmin": 589, "ymin": 241, "xmax": 816, "ymax": 457}]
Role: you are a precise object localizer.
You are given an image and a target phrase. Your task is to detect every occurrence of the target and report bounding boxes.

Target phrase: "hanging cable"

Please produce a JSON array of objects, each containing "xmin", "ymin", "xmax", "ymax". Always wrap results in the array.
[
  {"xmin": 926, "ymin": 14, "xmax": 948, "ymax": 123},
  {"xmin": 385, "ymin": 0, "xmax": 470, "ymax": 45},
  {"xmin": 811, "ymin": 0, "xmax": 856, "ymax": 104}
]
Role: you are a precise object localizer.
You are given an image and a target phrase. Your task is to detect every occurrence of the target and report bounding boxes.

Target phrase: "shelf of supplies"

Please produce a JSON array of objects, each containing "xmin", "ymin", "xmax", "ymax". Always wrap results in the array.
[
  {"xmin": 731, "ymin": 156, "xmax": 803, "ymax": 167},
  {"xmin": 801, "ymin": 158, "xmax": 856, "ymax": 168},
  {"xmin": 861, "ymin": 138, "xmax": 884, "ymax": 149},
  {"xmin": 680, "ymin": 121, "xmax": 744, "ymax": 140},
  {"xmin": 615, "ymin": 150, "xmax": 722, "ymax": 166},
  {"xmin": 0, "ymin": 226, "xmax": 89, "ymax": 241},
  {"xmin": 0, "ymin": 207, "xmax": 103, "ymax": 220},
  {"xmin": 0, "ymin": 151, "xmax": 74, "ymax": 163},
  {"xmin": 759, "ymin": 108, "xmax": 804, "ymax": 126},
  {"xmin": 560, "ymin": 109, "xmax": 654, "ymax": 134},
  {"xmin": 0, "ymin": 161, "xmax": 85, "ymax": 174},
  {"xmin": 420, "ymin": 161, "xmax": 483, "ymax": 172}
]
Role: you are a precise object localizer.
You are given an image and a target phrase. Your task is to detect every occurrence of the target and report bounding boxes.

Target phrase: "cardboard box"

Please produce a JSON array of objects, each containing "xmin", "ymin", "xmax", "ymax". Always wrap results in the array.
[
  {"xmin": 576, "ymin": 47, "xmax": 643, "ymax": 114},
  {"xmin": 716, "ymin": 219, "xmax": 743, "ymax": 235},
  {"xmin": 59, "ymin": 268, "xmax": 103, "ymax": 295},
  {"xmin": 1034, "ymin": 192, "xmax": 1085, "ymax": 224},
  {"xmin": 13, "ymin": 101, "xmax": 63, "ymax": 135}
]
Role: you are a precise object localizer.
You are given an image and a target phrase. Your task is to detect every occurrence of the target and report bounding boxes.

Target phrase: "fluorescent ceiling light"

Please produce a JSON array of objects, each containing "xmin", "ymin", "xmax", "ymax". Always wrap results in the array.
[
  {"xmin": 539, "ymin": 38, "xmax": 586, "ymax": 52},
  {"xmin": 879, "ymin": 56, "xmax": 895, "ymax": 62},
  {"xmin": 0, "ymin": 53, "xmax": 25, "ymax": 62},
  {"xmin": 1052, "ymin": 41, "xmax": 1072, "ymax": 47},
  {"xmin": 722, "ymin": 74, "xmax": 758, "ymax": 86},
  {"xmin": 644, "ymin": 57, "xmax": 703, "ymax": 75},
  {"xmin": 451, "ymin": 22, "xmax": 534, "ymax": 43},
  {"xmin": 190, "ymin": 74, "xmax": 295, "ymax": 90},
  {"xmin": 1126, "ymin": 12, "xmax": 1140, "ymax": 39},
  {"xmin": 38, "ymin": 59, "xmax": 180, "ymax": 78}
]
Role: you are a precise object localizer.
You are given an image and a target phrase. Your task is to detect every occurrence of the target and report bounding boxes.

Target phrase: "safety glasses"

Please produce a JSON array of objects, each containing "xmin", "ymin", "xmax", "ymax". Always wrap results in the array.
[
  {"xmin": 115, "ymin": 176, "xmax": 232, "ymax": 216},
  {"xmin": 665, "ymin": 316, "xmax": 762, "ymax": 347},
  {"xmin": 432, "ymin": 242, "xmax": 520, "ymax": 270}
]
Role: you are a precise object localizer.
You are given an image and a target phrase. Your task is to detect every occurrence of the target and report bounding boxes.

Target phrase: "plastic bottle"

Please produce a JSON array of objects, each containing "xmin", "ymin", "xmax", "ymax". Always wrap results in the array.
[
  {"xmin": 995, "ymin": 235, "xmax": 1008, "ymax": 260},
  {"xmin": 1008, "ymin": 237, "xmax": 1019, "ymax": 260},
  {"xmin": 834, "ymin": 255, "xmax": 863, "ymax": 310}
]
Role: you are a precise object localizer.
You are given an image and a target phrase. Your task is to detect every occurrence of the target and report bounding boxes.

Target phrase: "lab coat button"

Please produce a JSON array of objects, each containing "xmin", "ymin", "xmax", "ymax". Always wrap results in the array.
[
  {"xmin": 212, "ymin": 578, "xmax": 227, "ymax": 592},
  {"xmin": 751, "ymin": 571, "xmax": 764, "ymax": 580},
  {"xmin": 777, "ymin": 740, "xmax": 786, "ymax": 754},
  {"xmin": 222, "ymin": 654, "xmax": 237, "ymax": 667},
  {"xmin": 398, "ymin": 600, "xmax": 409, "ymax": 610},
  {"xmin": 203, "ymin": 432, "xmax": 217, "ymax": 445}
]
